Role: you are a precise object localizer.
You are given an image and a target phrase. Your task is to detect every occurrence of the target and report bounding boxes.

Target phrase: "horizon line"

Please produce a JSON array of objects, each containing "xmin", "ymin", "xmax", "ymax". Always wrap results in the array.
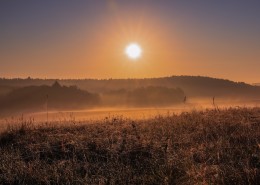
[{"xmin": 0, "ymin": 75, "xmax": 254, "ymax": 84}]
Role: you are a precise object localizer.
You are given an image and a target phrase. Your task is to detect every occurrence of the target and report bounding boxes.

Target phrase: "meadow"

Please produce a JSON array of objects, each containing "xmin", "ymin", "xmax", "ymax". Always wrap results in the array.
[{"xmin": 0, "ymin": 107, "xmax": 259, "ymax": 184}]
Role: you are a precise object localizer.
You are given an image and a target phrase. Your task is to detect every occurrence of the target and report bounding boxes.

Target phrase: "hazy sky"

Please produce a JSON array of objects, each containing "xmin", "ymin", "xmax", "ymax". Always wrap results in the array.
[{"xmin": 1, "ymin": 0, "xmax": 260, "ymax": 83}]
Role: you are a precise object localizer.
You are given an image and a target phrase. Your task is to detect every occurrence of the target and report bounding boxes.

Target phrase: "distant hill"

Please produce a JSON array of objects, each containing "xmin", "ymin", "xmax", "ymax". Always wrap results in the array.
[
  {"xmin": 253, "ymin": 83, "xmax": 260, "ymax": 86},
  {"xmin": 1, "ymin": 76, "xmax": 260, "ymax": 99},
  {"xmin": 0, "ymin": 82, "xmax": 186, "ymax": 116},
  {"xmin": 102, "ymin": 86, "xmax": 185, "ymax": 107},
  {"xmin": 0, "ymin": 86, "xmax": 14, "ymax": 96},
  {"xmin": 0, "ymin": 82, "xmax": 100, "ymax": 116}
]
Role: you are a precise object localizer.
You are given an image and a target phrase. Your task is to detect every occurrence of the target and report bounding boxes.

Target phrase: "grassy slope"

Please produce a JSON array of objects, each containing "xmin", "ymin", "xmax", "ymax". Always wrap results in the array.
[{"xmin": 0, "ymin": 108, "xmax": 260, "ymax": 184}]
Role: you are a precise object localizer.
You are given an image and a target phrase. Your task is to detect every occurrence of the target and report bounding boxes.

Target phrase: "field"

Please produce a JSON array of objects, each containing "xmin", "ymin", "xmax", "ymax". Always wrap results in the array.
[{"xmin": 0, "ymin": 107, "xmax": 260, "ymax": 184}]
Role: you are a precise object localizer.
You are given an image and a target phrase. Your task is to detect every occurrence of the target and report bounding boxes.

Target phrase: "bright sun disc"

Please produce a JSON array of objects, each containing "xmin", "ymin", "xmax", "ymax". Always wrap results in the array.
[{"xmin": 125, "ymin": 43, "xmax": 142, "ymax": 60}]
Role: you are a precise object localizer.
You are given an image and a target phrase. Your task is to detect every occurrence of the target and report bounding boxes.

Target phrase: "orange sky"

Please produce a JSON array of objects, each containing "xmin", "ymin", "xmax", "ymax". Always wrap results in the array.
[{"xmin": 1, "ymin": 1, "xmax": 260, "ymax": 83}]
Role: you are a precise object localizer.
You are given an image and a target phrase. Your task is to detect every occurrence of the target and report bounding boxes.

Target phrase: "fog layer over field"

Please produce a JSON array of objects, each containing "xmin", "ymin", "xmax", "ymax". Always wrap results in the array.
[{"xmin": 0, "ymin": 76, "xmax": 260, "ymax": 123}]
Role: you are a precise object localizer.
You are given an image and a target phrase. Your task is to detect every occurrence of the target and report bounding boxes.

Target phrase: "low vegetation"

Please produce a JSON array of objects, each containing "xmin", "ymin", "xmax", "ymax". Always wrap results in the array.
[
  {"xmin": 0, "ymin": 108, "xmax": 260, "ymax": 184},
  {"xmin": 0, "ymin": 82, "xmax": 186, "ymax": 116},
  {"xmin": 102, "ymin": 86, "xmax": 185, "ymax": 107},
  {"xmin": 0, "ymin": 82, "xmax": 100, "ymax": 116}
]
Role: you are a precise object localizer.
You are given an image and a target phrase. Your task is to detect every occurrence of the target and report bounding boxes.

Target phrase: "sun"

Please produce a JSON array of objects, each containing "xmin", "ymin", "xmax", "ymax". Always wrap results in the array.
[{"xmin": 125, "ymin": 43, "xmax": 142, "ymax": 60}]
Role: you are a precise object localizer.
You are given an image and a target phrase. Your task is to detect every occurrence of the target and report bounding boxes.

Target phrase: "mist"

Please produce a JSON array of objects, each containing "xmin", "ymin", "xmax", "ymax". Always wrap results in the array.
[{"xmin": 0, "ymin": 76, "xmax": 260, "ymax": 122}]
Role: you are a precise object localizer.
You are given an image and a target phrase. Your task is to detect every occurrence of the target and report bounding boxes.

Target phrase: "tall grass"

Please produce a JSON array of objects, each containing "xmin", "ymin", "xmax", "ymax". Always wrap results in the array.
[{"xmin": 0, "ymin": 107, "xmax": 259, "ymax": 184}]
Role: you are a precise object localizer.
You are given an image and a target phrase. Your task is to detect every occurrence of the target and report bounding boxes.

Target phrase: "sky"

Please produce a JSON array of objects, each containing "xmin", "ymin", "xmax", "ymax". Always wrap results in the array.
[{"xmin": 0, "ymin": 0, "xmax": 260, "ymax": 83}]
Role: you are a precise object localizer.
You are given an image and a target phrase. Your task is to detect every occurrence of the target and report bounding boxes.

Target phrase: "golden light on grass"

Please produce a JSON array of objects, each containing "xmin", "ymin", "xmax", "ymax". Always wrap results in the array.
[{"xmin": 125, "ymin": 43, "xmax": 142, "ymax": 60}]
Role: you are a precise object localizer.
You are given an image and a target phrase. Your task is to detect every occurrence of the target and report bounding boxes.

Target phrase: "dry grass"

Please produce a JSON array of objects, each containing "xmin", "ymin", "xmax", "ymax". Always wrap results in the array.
[{"xmin": 0, "ymin": 107, "xmax": 260, "ymax": 184}]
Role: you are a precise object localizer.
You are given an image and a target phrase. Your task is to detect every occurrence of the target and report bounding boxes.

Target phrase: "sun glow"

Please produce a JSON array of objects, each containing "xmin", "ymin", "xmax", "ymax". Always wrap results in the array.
[{"xmin": 125, "ymin": 43, "xmax": 142, "ymax": 60}]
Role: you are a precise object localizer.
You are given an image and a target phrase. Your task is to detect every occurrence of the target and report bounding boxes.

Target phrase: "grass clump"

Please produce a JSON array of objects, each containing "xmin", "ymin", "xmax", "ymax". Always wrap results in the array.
[{"xmin": 0, "ymin": 107, "xmax": 260, "ymax": 184}]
